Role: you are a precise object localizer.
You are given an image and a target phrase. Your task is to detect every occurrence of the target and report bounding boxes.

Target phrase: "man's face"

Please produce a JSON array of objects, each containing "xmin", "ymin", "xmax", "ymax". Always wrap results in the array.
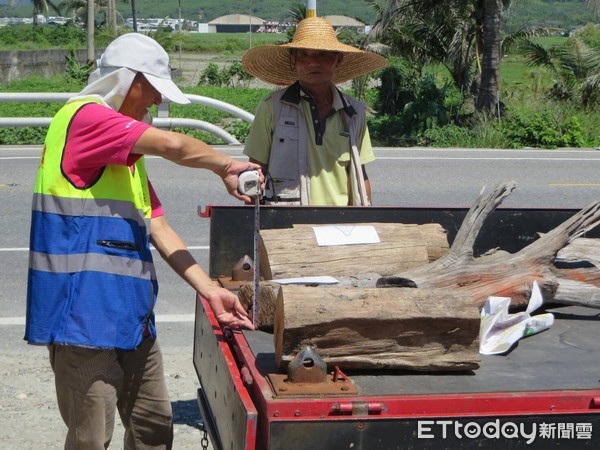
[
  {"xmin": 119, "ymin": 73, "xmax": 162, "ymax": 121},
  {"xmin": 291, "ymin": 49, "xmax": 343, "ymax": 85}
]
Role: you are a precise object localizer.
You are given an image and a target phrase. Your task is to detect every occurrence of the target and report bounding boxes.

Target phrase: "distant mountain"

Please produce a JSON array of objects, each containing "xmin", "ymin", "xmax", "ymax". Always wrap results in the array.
[
  {"xmin": 0, "ymin": 0, "xmax": 379, "ymax": 23},
  {"xmin": 1, "ymin": 0, "xmax": 596, "ymax": 30}
]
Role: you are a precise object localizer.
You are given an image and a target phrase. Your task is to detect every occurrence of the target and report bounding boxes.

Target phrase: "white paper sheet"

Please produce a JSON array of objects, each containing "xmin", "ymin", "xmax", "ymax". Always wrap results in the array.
[
  {"xmin": 479, "ymin": 281, "xmax": 554, "ymax": 355},
  {"xmin": 312, "ymin": 225, "xmax": 380, "ymax": 246},
  {"xmin": 273, "ymin": 276, "xmax": 339, "ymax": 285}
]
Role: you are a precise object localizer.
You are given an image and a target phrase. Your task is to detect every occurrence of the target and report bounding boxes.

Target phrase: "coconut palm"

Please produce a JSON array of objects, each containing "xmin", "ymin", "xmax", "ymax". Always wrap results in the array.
[
  {"xmin": 517, "ymin": 35, "xmax": 600, "ymax": 108},
  {"xmin": 371, "ymin": 0, "xmax": 477, "ymax": 93},
  {"xmin": 370, "ymin": 0, "xmax": 515, "ymax": 114},
  {"xmin": 9, "ymin": 0, "xmax": 62, "ymax": 24}
]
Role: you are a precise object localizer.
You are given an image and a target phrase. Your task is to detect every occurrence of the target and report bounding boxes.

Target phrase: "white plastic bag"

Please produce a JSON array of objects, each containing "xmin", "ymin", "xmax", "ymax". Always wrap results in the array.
[{"xmin": 479, "ymin": 281, "xmax": 554, "ymax": 355}]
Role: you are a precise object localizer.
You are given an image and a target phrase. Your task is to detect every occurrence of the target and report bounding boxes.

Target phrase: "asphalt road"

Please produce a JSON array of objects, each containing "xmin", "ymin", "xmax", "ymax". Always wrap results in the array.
[
  {"xmin": 1, "ymin": 144, "xmax": 600, "ymax": 448},
  {"xmin": 2, "ymin": 145, "xmax": 600, "ymax": 320}
]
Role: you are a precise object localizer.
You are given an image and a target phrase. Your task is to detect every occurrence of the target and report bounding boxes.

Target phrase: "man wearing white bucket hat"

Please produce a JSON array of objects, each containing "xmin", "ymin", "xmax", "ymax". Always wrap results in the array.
[
  {"xmin": 242, "ymin": 16, "xmax": 387, "ymax": 206},
  {"xmin": 25, "ymin": 33, "xmax": 261, "ymax": 449}
]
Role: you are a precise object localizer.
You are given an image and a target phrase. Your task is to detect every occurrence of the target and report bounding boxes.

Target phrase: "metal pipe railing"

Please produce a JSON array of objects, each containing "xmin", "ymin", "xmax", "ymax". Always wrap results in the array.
[
  {"xmin": 0, "ymin": 92, "xmax": 255, "ymax": 145},
  {"xmin": 0, "ymin": 117, "xmax": 241, "ymax": 145}
]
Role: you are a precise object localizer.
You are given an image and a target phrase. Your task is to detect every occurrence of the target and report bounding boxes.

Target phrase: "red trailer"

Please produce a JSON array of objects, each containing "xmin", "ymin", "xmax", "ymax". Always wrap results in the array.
[{"xmin": 193, "ymin": 205, "xmax": 600, "ymax": 449}]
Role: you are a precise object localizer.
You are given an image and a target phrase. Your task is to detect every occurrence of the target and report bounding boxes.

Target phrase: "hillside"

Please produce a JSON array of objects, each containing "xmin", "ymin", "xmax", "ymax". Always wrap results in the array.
[
  {"xmin": 2, "ymin": 0, "xmax": 378, "ymax": 23},
  {"xmin": 1, "ymin": 0, "xmax": 597, "ymax": 28}
]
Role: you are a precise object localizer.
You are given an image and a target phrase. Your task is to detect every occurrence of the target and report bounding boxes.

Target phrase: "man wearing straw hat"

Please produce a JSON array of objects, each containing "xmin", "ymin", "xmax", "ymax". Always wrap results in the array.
[
  {"xmin": 242, "ymin": 16, "xmax": 387, "ymax": 206},
  {"xmin": 25, "ymin": 33, "xmax": 259, "ymax": 449}
]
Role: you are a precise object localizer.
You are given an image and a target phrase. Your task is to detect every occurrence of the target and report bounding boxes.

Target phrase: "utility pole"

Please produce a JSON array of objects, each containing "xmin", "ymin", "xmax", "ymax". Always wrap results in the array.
[
  {"xmin": 86, "ymin": 0, "xmax": 94, "ymax": 63},
  {"xmin": 307, "ymin": 0, "xmax": 316, "ymax": 17},
  {"xmin": 111, "ymin": 0, "xmax": 117, "ymax": 36},
  {"xmin": 107, "ymin": 0, "xmax": 117, "ymax": 38},
  {"xmin": 131, "ymin": 0, "xmax": 138, "ymax": 32},
  {"xmin": 178, "ymin": 0, "xmax": 182, "ymax": 70},
  {"xmin": 249, "ymin": 0, "xmax": 252, "ymax": 49}
]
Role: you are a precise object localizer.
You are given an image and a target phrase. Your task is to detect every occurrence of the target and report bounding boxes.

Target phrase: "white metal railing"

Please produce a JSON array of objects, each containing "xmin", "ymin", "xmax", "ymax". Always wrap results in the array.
[{"xmin": 0, "ymin": 92, "xmax": 255, "ymax": 145}]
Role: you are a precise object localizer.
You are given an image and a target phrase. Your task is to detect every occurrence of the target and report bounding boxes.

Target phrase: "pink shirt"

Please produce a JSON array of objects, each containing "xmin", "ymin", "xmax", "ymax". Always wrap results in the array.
[{"xmin": 62, "ymin": 103, "xmax": 164, "ymax": 217}]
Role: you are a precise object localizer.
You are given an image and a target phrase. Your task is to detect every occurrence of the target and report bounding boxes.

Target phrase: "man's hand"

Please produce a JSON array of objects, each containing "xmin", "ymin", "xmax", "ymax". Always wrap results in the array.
[
  {"xmin": 221, "ymin": 160, "xmax": 265, "ymax": 203},
  {"xmin": 202, "ymin": 284, "xmax": 254, "ymax": 330}
]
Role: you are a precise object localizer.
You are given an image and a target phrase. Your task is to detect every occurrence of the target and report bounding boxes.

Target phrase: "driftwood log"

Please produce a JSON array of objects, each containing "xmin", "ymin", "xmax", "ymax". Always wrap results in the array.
[
  {"xmin": 377, "ymin": 181, "xmax": 600, "ymax": 308},
  {"xmin": 259, "ymin": 222, "xmax": 449, "ymax": 280},
  {"xmin": 274, "ymin": 285, "xmax": 481, "ymax": 372}
]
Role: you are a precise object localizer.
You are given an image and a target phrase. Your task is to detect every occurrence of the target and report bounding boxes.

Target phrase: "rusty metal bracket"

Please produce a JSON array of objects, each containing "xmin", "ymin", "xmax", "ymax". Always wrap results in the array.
[
  {"xmin": 267, "ymin": 371, "xmax": 358, "ymax": 397},
  {"xmin": 268, "ymin": 347, "xmax": 358, "ymax": 397},
  {"xmin": 287, "ymin": 346, "xmax": 327, "ymax": 383},
  {"xmin": 218, "ymin": 255, "xmax": 261, "ymax": 291}
]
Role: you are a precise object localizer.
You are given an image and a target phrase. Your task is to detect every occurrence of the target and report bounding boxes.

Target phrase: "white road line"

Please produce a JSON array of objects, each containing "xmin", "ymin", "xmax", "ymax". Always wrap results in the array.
[
  {"xmin": 375, "ymin": 156, "xmax": 600, "ymax": 161},
  {"xmin": 0, "ymin": 246, "xmax": 209, "ymax": 252},
  {"xmin": 5, "ymin": 155, "xmax": 599, "ymax": 162},
  {"xmin": 0, "ymin": 156, "xmax": 40, "ymax": 160},
  {"xmin": 0, "ymin": 314, "xmax": 196, "ymax": 326}
]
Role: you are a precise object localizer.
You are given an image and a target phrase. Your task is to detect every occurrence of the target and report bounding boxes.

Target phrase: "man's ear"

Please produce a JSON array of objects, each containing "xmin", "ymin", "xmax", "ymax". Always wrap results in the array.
[{"xmin": 336, "ymin": 53, "xmax": 344, "ymax": 67}]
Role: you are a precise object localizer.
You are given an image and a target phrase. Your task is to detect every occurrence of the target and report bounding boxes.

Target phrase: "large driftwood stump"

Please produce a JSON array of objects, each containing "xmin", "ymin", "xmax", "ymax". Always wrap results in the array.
[
  {"xmin": 260, "ymin": 222, "xmax": 449, "ymax": 280},
  {"xmin": 274, "ymin": 285, "xmax": 481, "ymax": 372},
  {"xmin": 377, "ymin": 181, "xmax": 600, "ymax": 308}
]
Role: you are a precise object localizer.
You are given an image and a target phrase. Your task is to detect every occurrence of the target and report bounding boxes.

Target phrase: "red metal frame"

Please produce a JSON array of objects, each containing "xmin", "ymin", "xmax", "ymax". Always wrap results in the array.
[
  {"xmin": 199, "ymin": 297, "xmax": 258, "ymax": 450},
  {"xmin": 212, "ymin": 305, "xmax": 600, "ymax": 449}
]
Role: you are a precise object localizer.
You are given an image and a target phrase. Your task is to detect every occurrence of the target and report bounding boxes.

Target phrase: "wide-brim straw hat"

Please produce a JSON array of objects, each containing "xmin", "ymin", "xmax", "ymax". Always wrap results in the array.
[{"xmin": 242, "ymin": 17, "xmax": 388, "ymax": 85}]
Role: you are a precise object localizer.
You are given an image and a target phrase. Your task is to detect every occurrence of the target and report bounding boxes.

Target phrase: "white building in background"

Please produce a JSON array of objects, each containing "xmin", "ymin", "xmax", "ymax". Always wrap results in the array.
[
  {"xmin": 323, "ymin": 15, "xmax": 367, "ymax": 33},
  {"xmin": 47, "ymin": 16, "xmax": 70, "ymax": 25},
  {"xmin": 207, "ymin": 14, "xmax": 266, "ymax": 33},
  {"xmin": 124, "ymin": 17, "xmax": 195, "ymax": 32}
]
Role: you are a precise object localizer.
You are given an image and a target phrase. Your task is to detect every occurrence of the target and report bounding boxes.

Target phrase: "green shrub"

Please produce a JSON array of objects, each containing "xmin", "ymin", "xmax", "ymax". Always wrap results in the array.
[
  {"xmin": 224, "ymin": 120, "xmax": 252, "ymax": 142},
  {"xmin": 197, "ymin": 63, "xmax": 225, "ymax": 87},
  {"xmin": 0, "ymin": 127, "xmax": 47, "ymax": 145},
  {"xmin": 370, "ymin": 61, "xmax": 454, "ymax": 146},
  {"xmin": 64, "ymin": 50, "xmax": 94, "ymax": 87},
  {"xmin": 368, "ymin": 115, "xmax": 416, "ymax": 146},
  {"xmin": 421, "ymin": 125, "xmax": 476, "ymax": 147},
  {"xmin": 0, "ymin": 23, "xmax": 86, "ymax": 50},
  {"xmin": 197, "ymin": 62, "xmax": 254, "ymax": 88},
  {"xmin": 499, "ymin": 111, "xmax": 585, "ymax": 148}
]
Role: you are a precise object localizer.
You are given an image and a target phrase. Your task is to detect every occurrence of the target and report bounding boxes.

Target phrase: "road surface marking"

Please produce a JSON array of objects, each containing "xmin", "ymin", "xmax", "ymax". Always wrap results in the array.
[
  {"xmin": 0, "ymin": 246, "xmax": 209, "ymax": 252},
  {"xmin": 0, "ymin": 314, "xmax": 196, "ymax": 326},
  {"xmin": 548, "ymin": 183, "xmax": 600, "ymax": 187}
]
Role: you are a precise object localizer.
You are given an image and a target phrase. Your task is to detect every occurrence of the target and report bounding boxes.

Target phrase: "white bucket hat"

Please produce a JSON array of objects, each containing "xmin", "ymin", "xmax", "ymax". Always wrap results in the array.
[{"xmin": 87, "ymin": 33, "xmax": 190, "ymax": 105}]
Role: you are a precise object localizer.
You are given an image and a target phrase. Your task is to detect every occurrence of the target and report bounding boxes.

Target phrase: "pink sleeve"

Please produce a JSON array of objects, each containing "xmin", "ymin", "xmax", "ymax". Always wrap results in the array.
[
  {"xmin": 62, "ymin": 103, "xmax": 151, "ymax": 187},
  {"xmin": 148, "ymin": 179, "xmax": 164, "ymax": 218}
]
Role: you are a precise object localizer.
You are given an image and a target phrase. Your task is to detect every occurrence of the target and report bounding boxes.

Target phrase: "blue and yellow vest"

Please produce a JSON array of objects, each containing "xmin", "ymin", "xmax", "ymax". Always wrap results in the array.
[{"xmin": 25, "ymin": 99, "xmax": 157, "ymax": 350}]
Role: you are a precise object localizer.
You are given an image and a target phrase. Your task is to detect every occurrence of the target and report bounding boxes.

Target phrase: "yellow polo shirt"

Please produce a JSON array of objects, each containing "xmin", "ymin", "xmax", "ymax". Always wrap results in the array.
[{"xmin": 244, "ymin": 86, "xmax": 375, "ymax": 206}]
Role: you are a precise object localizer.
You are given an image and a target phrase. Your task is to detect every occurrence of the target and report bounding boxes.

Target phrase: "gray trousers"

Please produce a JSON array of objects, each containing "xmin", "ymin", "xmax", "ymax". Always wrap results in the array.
[{"xmin": 49, "ymin": 337, "xmax": 173, "ymax": 449}]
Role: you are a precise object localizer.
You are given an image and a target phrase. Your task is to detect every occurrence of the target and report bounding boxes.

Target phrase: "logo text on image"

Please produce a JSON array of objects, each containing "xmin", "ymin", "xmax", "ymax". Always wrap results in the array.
[{"xmin": 417, "ymin": 420, "xmax": 593, "ymax": 444}]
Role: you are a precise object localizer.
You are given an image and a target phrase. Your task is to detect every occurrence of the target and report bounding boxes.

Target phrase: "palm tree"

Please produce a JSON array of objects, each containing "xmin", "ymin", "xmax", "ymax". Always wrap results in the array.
[
  {"xmin": 371, "ymin": 0, "xmax": 477, "ymax": 93},
  {"xmin": 370, "ymin": 0, "xmax": 515, "ymax": 114},
  {"xmin": 516, "ymin": 35, "xmax": 600, "ymax": 108},
  {"xmin": 371, "ymin": 1, "xmax": 477, "ymax": 103},
  {"xmin": 9, "ymin": 0, "xmax": 62, "ymax": 24},
  {"xmin": 475, "ymin": 0, "xmax": 502, "ymax": 112}
]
